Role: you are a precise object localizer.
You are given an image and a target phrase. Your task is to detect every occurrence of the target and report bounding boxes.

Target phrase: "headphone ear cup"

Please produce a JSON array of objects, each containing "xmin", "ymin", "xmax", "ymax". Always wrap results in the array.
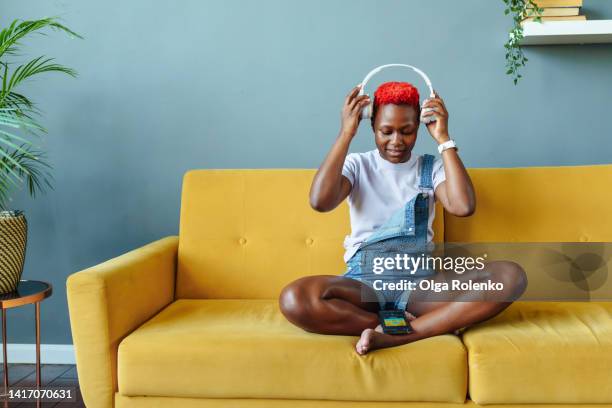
[
  {"xmin": 362, "ymin": 102, "xmax": 372, "ymax": 120},
  {"xmin": 420, "ymin": 106, "xmax": 437, "ymax": 124},
  {"xmin": 421, "ymin": 115, "xmax": 437, "ymax": 124}
]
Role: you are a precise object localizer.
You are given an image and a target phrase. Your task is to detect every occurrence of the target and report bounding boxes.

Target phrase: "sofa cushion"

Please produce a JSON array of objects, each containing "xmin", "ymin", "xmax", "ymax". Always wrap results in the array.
[
  {"xmin": 463, "ymin": 301, "xmax": 612, "ymax": 404},
  {"xmin": 445, "ymin": 164, "xmax": 612, "ymax": 242},
  {"xmin": 118, "ymin": 299, "xmax": 467, "ymax": 402},
  {"xmin": 177, "ymin": 170, "xmax": 445, "ymax": 299}
]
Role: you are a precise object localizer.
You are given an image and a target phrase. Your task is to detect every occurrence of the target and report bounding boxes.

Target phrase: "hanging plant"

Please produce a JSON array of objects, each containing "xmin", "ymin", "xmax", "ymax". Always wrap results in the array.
[{"xmin": 503, "ymin": 0, "xmax": 543, "ymax": 85}]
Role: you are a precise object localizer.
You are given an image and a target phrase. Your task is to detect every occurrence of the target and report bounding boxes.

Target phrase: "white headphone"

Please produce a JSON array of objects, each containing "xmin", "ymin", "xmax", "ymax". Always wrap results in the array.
[{"xmin": 358, "ymin": 63, "xmax": 437, "ymax": 124}]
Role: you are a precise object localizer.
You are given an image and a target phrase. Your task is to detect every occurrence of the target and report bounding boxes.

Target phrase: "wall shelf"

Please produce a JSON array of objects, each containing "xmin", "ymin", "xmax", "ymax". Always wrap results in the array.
[{"xmin": 521, "ymin": 20, "xmax": 612, "ymax": 45}]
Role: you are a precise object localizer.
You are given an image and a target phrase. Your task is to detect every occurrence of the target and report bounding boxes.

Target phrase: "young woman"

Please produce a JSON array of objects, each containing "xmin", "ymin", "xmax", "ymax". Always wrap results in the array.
[{"xmin": 279, "ymin": 82, "xmax": 527, "ymax": 355}]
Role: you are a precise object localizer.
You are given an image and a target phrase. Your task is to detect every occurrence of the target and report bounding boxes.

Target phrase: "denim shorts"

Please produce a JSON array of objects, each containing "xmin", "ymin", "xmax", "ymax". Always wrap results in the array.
[{"xmin": 343, "ymin": 240, "xmax": 436, "ymax": 311}]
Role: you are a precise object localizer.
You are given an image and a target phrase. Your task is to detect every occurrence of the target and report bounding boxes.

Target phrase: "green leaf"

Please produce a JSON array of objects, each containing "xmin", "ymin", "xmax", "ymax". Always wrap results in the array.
[
  {"xmin": 0, "ymin": 17, "xmax": 79, "ymax": 208},
  {"xmin": 0, "ymin": 17, "xmax": 83, "ymax": 60},
  {"xmin": 502, "ymin": 0, "xmax": 530, "ymax": 85},
  {"xmin": 1, "ymin": 56, "xmax": 78, "ymax": 106}
]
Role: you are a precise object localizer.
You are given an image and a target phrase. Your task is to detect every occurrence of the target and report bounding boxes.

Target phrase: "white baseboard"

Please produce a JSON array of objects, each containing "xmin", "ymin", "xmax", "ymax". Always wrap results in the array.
[{"xmin": 0, "ymin": 344, "xmax": 75, "ymax": 364}]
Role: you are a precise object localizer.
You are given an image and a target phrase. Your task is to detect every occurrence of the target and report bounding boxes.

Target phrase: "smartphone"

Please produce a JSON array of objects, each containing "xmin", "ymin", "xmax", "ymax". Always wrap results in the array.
[{"xmin": 379, "ymin": 310, "xmax": 414, "ymax": 335}]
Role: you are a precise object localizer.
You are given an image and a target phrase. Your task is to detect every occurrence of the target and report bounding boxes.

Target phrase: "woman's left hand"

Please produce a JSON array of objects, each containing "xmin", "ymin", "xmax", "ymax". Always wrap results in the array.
[{"xmin": 421, "ymin": 91, "xmax": 450, "ymax": 144}]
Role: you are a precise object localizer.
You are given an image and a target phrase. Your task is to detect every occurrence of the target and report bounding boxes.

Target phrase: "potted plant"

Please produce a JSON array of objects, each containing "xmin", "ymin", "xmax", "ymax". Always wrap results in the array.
[{"xmin": 0, "ymin": 17, "xmax": 81, "ymax": 293}]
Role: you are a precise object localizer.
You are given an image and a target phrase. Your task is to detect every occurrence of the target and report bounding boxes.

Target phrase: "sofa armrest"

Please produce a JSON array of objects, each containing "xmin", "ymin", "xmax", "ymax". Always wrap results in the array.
[{"xmin": 66, "ymin": 236, "xmax": 178, "ymax": 408}]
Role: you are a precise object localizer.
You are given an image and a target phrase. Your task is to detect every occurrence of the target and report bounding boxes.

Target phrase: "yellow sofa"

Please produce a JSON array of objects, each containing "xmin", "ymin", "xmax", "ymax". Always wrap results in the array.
[{"xmin": 67, "ymin": 166, "xmax": 612, "ymax": 408}]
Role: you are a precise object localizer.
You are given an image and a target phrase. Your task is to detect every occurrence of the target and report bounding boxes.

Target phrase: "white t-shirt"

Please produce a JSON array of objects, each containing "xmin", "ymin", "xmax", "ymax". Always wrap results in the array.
[{"xmin": 341, "ymin": 149, "xmax": 446, "ymax": 263}]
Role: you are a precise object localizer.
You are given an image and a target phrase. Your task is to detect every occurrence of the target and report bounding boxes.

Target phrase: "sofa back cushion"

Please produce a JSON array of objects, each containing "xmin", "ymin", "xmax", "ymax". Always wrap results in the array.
[
  {"xmin": 444, "ymin": 164, "xmax": 612, "ymax": 242},
  {"xmin": 177, "ymin": 169, "xmax": 444, "ymax": 299}
]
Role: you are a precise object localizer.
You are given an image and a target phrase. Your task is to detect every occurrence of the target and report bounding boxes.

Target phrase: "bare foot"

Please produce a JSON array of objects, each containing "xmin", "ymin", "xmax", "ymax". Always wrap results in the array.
[
  {"xmin": 355, "ymin": 326, "xmax": 380, "ymax": 355},
  {"xmin": 357, "ymin": 326, "xmax": 408, "ymax": 355},
  {"xmin": 354, "ymin": 311, "xmax": 416, "ymax": 355}
]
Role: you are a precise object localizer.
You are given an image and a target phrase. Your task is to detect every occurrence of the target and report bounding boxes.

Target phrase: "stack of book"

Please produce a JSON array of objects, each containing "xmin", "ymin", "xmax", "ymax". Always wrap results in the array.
[{"xmin": 523, "ymin": 0, "xmax": 585, "ymax": 23}]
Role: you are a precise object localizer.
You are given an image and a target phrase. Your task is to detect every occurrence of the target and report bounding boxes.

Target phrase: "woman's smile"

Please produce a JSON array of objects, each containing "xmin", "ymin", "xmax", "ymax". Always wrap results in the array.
[
  {"xmin": 387, "ymin": 147, "xmax": 405, "ymax": 153},
  {"xmin": 386, "ymin": 148, "xmax": 405, "ymax": 157}
]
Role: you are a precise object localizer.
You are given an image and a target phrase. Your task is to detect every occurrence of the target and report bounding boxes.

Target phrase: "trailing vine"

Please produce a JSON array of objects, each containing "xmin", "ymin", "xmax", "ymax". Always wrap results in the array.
[{"xmin": 503, "ymin": 0, "xmax": 543, "ymax": 84}]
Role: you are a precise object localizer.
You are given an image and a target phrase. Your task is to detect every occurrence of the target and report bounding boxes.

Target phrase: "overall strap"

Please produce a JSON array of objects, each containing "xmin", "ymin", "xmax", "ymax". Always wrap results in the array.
[{"xmin": 419, "ymin": 154, "xmax": 435, "ymax": 193}]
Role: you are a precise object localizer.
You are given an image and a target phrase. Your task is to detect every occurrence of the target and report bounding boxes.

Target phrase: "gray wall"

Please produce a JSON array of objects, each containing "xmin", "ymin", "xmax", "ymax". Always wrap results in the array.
[{"xmin": 1, "ymin": 0, "xmax": 611, "ymax": 344}]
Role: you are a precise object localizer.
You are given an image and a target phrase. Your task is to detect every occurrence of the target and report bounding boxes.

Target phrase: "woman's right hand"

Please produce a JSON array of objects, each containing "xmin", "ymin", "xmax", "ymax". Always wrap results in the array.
[{"xmin": 340, "ymin": 85, "xmax": 371, "ymax": 139}]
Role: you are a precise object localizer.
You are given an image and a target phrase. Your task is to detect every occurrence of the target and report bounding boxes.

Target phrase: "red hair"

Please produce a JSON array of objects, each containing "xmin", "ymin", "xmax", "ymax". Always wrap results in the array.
[
  {"xmin": 374, "ymin": 81, "xmax": 420, "ymax": 109},
  {"xmin": 371, "ymin": 82, "xmax": 420, "ymax": 127}
]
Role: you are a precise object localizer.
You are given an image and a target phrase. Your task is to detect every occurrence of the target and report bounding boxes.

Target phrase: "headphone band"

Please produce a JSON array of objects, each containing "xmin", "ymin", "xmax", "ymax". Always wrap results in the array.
[{"xmin": 359, "ymin": 63, "xmax": 435, "ymax": 99}]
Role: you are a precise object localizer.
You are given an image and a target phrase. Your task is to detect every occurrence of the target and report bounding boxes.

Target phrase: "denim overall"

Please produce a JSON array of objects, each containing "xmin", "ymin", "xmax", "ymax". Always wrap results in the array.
[{"xmin": 343, "ymin": 154, "xmax": 437, "ymax": 310}]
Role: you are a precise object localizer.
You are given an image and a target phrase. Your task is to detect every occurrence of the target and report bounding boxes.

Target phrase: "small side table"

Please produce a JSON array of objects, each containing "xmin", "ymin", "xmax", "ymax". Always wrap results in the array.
[{"xmin": 0, "ymin": 280, "xmax": 52, "ymax": 394}]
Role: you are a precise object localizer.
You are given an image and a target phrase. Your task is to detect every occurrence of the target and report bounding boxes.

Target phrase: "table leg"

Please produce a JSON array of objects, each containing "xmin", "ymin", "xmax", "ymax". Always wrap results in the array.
[
  {"xmin": 35, "ymin": 302, "xmax": 40, "ymax": 389},
  {"xmin": 1, "ymin": 308, "xmax": 7, "ymax": 395}
]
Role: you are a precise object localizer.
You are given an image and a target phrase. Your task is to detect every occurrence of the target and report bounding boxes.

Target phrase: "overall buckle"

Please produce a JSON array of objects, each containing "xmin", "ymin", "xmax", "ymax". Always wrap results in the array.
[{"xmin": 419, "ymin": 187, "xmax": 432, "ymax": 199}]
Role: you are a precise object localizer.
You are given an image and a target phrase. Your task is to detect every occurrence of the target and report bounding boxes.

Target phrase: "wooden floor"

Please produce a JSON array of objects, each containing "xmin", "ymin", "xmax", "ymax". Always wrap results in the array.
[{"xmin": 0, "ymin": 364, "xmax": 82, "ymax": 407}]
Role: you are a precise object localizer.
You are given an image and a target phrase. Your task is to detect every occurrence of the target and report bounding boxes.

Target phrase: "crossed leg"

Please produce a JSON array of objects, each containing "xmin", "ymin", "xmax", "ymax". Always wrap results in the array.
[
  {"xmin": 355, "ymin": 260, "xmax": 528, "ymax": 354},
  {"xmin": 279, "ymin": 260, "xmax": 527, "ymax": 354},
  {"xmin": 279, "ymin": 275, "xmax": 379, "ymax": 336}
]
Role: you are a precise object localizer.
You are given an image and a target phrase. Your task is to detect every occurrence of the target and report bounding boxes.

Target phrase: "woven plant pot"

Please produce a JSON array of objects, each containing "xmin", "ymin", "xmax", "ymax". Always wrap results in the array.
[{"xmin": 0, "ymin": 210, "xmax": 27, "ymax": 294}]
